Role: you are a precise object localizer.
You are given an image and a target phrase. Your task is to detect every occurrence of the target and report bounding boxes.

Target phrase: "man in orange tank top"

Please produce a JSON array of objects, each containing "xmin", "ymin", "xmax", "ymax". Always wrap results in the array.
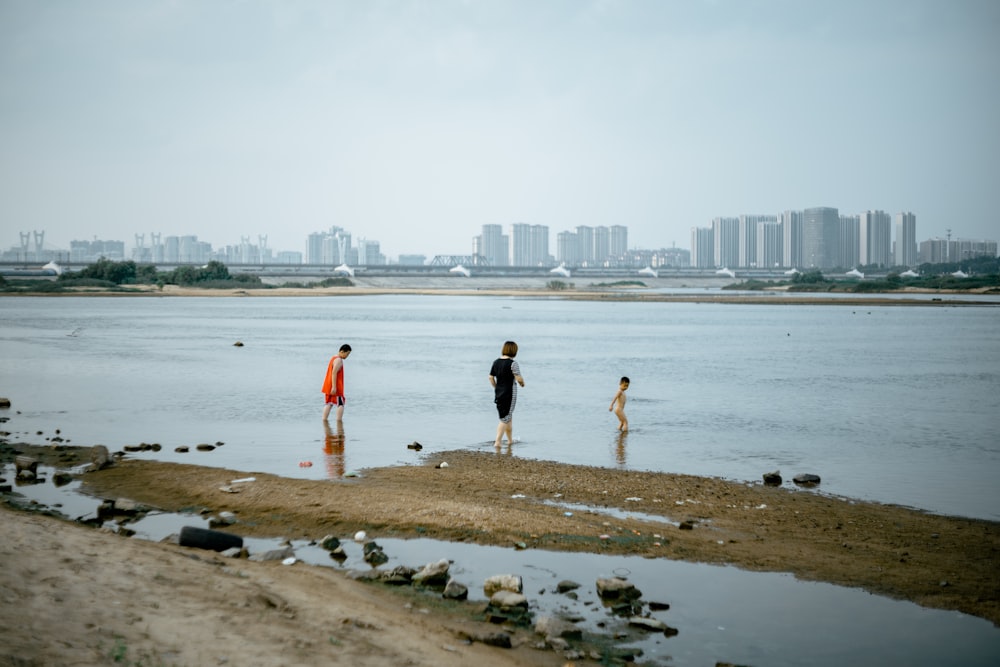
[{"xmin": 322, "ymin": 344, "xmax": 352, "ymax": 421}]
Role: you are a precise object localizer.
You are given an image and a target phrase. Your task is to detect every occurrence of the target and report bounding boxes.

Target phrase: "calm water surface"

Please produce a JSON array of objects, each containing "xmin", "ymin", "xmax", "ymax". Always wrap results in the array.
[{"xmin": 1, "ymin": 295, "xmax": 998, "ymax": 520}]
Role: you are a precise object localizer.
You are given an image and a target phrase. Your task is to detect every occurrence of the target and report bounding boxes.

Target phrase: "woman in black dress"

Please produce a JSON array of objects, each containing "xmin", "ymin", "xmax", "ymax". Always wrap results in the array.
[{"xmin": 489, "ymin": 340, "xmax": 525, "ymax": 448}]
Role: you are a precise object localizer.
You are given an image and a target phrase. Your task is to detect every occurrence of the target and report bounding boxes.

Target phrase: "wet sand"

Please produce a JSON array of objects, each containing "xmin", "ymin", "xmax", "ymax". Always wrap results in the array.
[{"xmin": 5, "ymin": 444, "xmax": 998, "ymax": 627}]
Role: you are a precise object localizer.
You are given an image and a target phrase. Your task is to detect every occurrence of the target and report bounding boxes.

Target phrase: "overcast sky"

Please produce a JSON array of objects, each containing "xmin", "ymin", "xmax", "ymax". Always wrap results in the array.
[{"xmin": 1, "ymin": 0, "xmax": 998, "ymax": 260}]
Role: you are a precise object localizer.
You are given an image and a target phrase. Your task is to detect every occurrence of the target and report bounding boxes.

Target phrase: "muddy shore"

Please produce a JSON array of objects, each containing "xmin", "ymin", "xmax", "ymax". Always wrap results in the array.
[{"xmin": 5, "ymin": 443, "xmax": 998, "ymax": 628}]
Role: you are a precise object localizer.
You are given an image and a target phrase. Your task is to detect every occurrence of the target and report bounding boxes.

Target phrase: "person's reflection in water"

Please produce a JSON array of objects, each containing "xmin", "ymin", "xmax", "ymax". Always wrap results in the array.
[
  {"xmin": 615, "ymin": 431, "xmax": 628, "ymax": 466},
  {"xmin": 323, "ymin": 420, "xmax": 346, "ymax": 479}
]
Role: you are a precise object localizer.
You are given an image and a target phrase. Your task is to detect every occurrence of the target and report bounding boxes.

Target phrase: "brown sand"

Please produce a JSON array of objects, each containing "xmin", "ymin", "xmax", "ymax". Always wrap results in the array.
[{"xmin": 2, "ymin": 442, "xmax": 996, "ymax": 667}]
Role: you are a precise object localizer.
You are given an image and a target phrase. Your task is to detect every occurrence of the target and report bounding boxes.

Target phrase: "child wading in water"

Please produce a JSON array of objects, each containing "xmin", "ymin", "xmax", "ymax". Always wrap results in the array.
[{"xmin": 609, "ymin": 376, "xmax": 630, "ymax": 431}]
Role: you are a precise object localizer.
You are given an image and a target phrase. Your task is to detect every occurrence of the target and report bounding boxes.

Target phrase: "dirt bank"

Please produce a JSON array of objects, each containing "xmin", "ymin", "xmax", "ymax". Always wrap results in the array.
[{"xmin": 8, "ymin": 444, "xmax": 996, "ymax": 628}]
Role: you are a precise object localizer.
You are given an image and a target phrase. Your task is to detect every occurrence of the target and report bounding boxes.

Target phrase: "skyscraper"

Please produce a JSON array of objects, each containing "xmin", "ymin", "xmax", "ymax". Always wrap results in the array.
[
  {"xmin": 557, "ymin": 231, "xmax": 578, "ymax": 265},
  {"xmin": 575, "ymin": 226, "xmax": 595, "ymax": 265},
  {"xmin": 895, "ymin": 212, "xmax": 917, "ymax": 267},
  {"xmin": 610, "ymin": 225, "xmax": 628, "ymax": 259},
  {"xmin": 712, "ymin": 217, "xmax": 739, "ymax": 268},
  {"xmin": 479, "ymin": 224, "xmax": 508, "ymax": 266},
  {"xmin": 781, "ymin": 210, "xmax": 802, "ymax": 268},
  {"xmin": 691, "ymin": 226, "xmax": 715, "ymax": 268},
  {"xmin": 594, "ymin": 226, "xmax": 610, "ymax": 266},
  {"xmin": 802, "ymin": 207, "xmax": 839, "ymax": 269},
  {"xmin": 859, "ymin": 211, "xmax": 892, "ymax": 267},
  {"xmin": 839, "ymin": 214, "xmax": 860, "ymax": 269},
  {"xmin": 739, "ymin": 215, "xmax": 777, "ymax": 268},
  {"xmin": 511, "ymin": 223, "xmax": 550, "ymax": 266},
  {"xmin": 756, "ymin": 221, "xmax": 783, "ymax": 269}
]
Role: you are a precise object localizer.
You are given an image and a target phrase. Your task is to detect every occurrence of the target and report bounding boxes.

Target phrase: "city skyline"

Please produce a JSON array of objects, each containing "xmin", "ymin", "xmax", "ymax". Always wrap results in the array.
[
  {"xmin": 4, "ymin": 206, "xmax": 997, "ymax": 269},
  {"xmin": 2, "ymin": 2, "xmax": 998, "ymax": 259}
]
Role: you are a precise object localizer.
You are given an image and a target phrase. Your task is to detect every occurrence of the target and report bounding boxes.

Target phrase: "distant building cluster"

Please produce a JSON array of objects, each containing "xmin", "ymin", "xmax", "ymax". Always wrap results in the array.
[
  {"xmin": 305, "ymin": 227, "xmax": 384, "ymax": 266},
  {"xmin": 2, "ymin": 212, "xmax": 996, "ymax": 270},
  {"xmin": 688, "ymin": 208, "xmax": 987, "ymax": 270},
  {"xmin": 473, "ymin": 223, "xmax": 657, "ymax": 268}
]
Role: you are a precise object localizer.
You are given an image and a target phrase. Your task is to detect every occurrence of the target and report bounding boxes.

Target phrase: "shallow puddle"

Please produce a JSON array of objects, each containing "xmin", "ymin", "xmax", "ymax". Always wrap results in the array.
[{"xmin": 4, "ymin": 462, "xmax": 999, "ymax": 667}]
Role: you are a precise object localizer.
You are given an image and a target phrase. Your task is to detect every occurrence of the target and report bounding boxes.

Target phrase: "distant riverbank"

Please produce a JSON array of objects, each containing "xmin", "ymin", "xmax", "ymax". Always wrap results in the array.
[{"xmin": 3, "ymin": 277, "xmax": 998, "ymax": 306}]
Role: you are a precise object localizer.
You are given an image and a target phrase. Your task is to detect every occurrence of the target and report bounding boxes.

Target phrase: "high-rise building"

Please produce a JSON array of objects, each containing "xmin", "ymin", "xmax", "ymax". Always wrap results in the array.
[
  {"xmin": 691, "ymin": 226, "xmax": 715, "ymax": 268},
  {"xmin": 307, "ymin": 226, "xmax": 351, "ymax": 265},
  {"xmin": 739, "ymin": 215, "xmax": 778, "ymax": 268},
  {"xmin": 918, "ymin": 237, "xmax": 950, "ymax": 264},
  {"xmin": 781, "ymin": 210, "xmax": 802, "ymax": 268},
  {"xmin": 557, "ymin": 231, "xmax": 578, "ymax": 266},
  {"xmin": 594, "ymin": 226, "xmax": 610, "ymax": 266},
  {"xmin": 712, "ymin": 217, "xmax": 739, "ymax": 268},
  {"xmin": 610, "ymin": 225, "xmax": 628, "ymax": 259},
  {"xmin": 839, "ymin": 214, "xmax": 860, "ymax": 269},
  {"xmin": 478, "ymin": 224, "xmax": 508, "ymax": 266},
  {"xmin": 859, "ymin": 210, "xmax": 892, "ymax": 267},
  {"xmin": 511, "ymin": 223, "xmax": 550, "ymax": 266},
  {"xmin": 575, "ymin": 226, "xmax": 594, "ymax": 265},
  {"xmin": 756, "ymin": 221, "xmax": 783, "ymax": 269},
  {"xmin": 895, "ymin": 212, "xmax": 917, "ymax": 267},
  {"xmin": 802, "ymin": 207, "xmax": 839, "ymax": 269},
  {"xmin": 357, "ymin": 238, "xmax": 383, "ymax": 265}
]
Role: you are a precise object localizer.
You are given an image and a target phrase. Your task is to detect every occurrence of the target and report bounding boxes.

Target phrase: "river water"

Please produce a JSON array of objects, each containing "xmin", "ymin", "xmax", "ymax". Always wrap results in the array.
[
  {"xmin": 2, "ymin": 294, "xmax": 999, "ymax": 665},
  {"xmin": 1, "ymin": 294, "xmax": 999, "ymax": 521}
]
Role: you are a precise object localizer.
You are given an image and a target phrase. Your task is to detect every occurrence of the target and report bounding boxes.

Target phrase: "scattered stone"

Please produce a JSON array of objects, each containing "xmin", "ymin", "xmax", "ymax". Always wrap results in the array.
[
  {"xmin": 484, "ymin": 574, "xmax": 523, "ymax": 596},
  {"xmin": 442, "ymin": 579, "xmax": 469, "ymax": 600},
  {"xmin": 793, "ymin": 473, "xmax": 821, "ymax": 486},
  {"xmin": 363, "ymin": 541, "xmax": 389, "ymax": 566},
  {"xmin": 412, "ymin": 559, "xmax": 450, "ymax": 586},
  {"xmin": 678, "ymin": 520, "xmax": 696, "ymax": 530},
  {"xmin": 628, "ymin": 616, "xmax": 677, "ymax": 634},
  {"xmin": 648, "ymin": 600, "xmax": 671, "ymax": 611},
  {"xmin": 249, "ymin": 546, "xmax": 295, "ymax": 562},
  {"xmin": 596, "ymin": 577, "xmax": 642, "ymax": 601},
  {"xmin": 0, "ymin": 397, "xmax": 11, "ymax": 408},
  {"xmin": 15, "ymin": 455, "xmax": 38, "ymax": 476},
  {"xmin": 88, "ymin": 445, "xmax": 112, "ymax": 471},
  {"xmin": 407, "ymin": 441, "xmax": 423, "ymax": 450},
  {"xmin": 209, "ymin": 511, "xmax": 238, "ymax": 528},
  {"xmin": 319, "ymin": 535, "xmax": 341, "ymax": 551},
  {"xmin": 381, "ymin": 566, "xmax": 416, "ymax": 586},
  {"xmin": 175, "ymin": 446, "xmax": 189, "ymax": 453},
  {"xmin": 763, "ymin": 470, "xmax": 782, "ymax": 486},
  {"xmin": 195, "ymin": 443, "xmax": 216, "ymax": 452},
  {"xmin": 16, "ymin": 469, "xmax": 37, "ymax": 482},
  {"xmin": 556, "ymin": 580, "xmax": 581, "ymax": 594},
  {"xmin": 233, "ymin": 341, "xmax": 244, "ymax": 347},
  {"xmin": 485, "ymin": 591, "xmax": 531, "ymax": 625},
  {"xmin": 534, "ymin": 615, "xmax": 582, "ymax": 641}
]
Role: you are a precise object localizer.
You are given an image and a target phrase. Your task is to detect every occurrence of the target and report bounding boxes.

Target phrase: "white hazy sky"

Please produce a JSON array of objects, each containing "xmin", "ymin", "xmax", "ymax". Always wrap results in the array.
[{"xmin": 1, "ymin": 0, "xmax": 998, "ymax": 260}]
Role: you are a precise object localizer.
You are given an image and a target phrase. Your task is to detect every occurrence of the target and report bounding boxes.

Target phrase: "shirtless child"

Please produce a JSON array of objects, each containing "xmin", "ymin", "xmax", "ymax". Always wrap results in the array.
[{"xmin": 609, "ymin": 376, "xmax": 630, "ymax": 432}]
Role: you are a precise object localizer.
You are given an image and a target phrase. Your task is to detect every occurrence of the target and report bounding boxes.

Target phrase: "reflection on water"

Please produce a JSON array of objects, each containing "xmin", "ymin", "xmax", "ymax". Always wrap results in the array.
[
  {"xmin": 615, "ymin": 430, "xmax": 628, "ymax": 466},
  {"xmin": 323, "ymin": 420, "xmax": 345, "ymax": 479}
]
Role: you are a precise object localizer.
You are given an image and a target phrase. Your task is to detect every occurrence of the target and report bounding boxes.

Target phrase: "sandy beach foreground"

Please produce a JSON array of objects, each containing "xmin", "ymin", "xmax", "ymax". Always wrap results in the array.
[{"xmin": 1, "ymin": 442, "xmax": 997, "ymax": 665}]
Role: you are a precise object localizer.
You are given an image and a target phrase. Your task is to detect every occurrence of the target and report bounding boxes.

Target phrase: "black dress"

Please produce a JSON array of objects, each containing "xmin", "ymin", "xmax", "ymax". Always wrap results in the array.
[{"xmin": 490, "ymin": 357, "xmax": 518, "ymax": 420}]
